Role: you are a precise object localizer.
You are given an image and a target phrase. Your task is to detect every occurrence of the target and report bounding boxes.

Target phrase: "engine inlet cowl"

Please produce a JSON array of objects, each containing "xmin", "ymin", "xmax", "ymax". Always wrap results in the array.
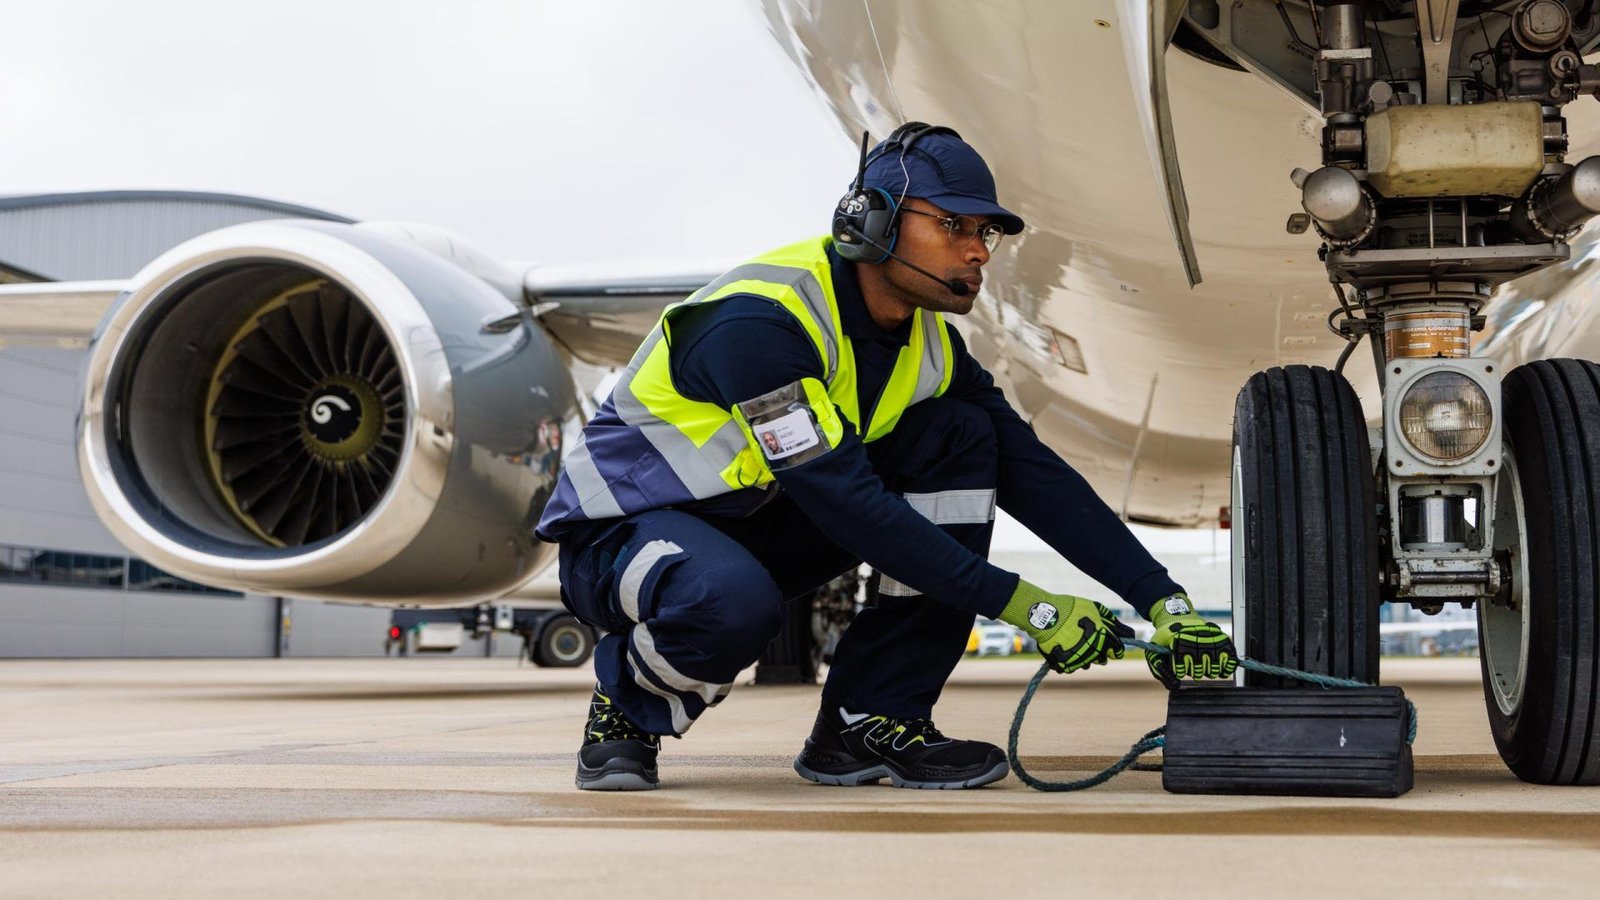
[{"xmin": 79, "ymin": 220, "xmax": 573, "ymax": 603}]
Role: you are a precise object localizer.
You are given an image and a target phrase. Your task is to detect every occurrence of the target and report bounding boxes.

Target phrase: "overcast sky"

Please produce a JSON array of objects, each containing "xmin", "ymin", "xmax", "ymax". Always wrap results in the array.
[
  {"xmin": 0, "ymin": 0, "xmax": 855, "ymax": 264},
  {"xmin": 0, "ymin": 0, "xmax": 1221, "ymax": 560}
]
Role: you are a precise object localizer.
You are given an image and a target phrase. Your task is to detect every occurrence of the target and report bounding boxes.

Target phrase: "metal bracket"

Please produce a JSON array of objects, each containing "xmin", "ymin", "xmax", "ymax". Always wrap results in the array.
[
  {"xmin": 1395, "ymin": 555, "xmax": 1499, "ymax": 600},
  {"xmin": 1416, "ymin": 0, "xmax": 1462, "ymax": 105}
]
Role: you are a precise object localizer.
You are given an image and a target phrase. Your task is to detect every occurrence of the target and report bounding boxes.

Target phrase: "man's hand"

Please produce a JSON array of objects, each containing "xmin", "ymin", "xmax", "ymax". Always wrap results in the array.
[
  {"xmin": 1146, "ymin": 593, "xmax": 1237, "ymax": 689},
  {"xmin": 999, "ymin": 579, "xmax": 1134, "ymax": 674}
]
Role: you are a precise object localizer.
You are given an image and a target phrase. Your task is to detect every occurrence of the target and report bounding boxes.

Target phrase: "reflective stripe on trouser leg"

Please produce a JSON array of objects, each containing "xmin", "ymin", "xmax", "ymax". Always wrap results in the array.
[
  {"xmin": 612, "ymin": 540, "xmax": 730, "ymax": 733},
  {"xmin": 876, "ymin": 488, "xmax": 997, "ymax": 598},
  {"xmin": 624, "ymin": 622, "xmax": 734, "ymax": 734},
  {"xmin": 618, "ymin": 539, "xmax": 683, "ymax": 621}
]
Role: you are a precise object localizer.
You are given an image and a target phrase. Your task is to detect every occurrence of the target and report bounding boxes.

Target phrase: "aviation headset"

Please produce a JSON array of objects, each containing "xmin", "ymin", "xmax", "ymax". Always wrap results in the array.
[{"xmin": 832, "ymin": 121, "xmax": 963, "ymax": 264}]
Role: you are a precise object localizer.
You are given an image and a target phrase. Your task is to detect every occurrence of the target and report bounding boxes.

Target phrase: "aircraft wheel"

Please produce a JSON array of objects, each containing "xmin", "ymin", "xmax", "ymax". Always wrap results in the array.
[
  {"xmin": 756, "ymin": 571, "xmax": 860, "ymax": 685},
  {"xmin": 1484, "ymin": 359, "xmax": 1600, "ymax": 784},
  {"xmin": 1232, "ymin": 365, "xmax": 1380, "ymax": 686},
  {"xmin": 533, "ymin": 615, "xmax": 594, "ymax": 668}
]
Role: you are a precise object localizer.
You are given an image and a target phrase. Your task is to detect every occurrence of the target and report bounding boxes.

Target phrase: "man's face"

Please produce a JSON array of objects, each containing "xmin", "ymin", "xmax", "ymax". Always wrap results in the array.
[{"xmin": 882, "ymin": 197, "xmax": 995, "ymax": 316}]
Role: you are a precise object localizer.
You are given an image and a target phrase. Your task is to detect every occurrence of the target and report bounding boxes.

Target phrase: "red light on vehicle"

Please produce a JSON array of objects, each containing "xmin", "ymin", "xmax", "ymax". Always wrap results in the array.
[{"xmin": 388, "ymin": 626, "xmax": 402, "ymax": 640}]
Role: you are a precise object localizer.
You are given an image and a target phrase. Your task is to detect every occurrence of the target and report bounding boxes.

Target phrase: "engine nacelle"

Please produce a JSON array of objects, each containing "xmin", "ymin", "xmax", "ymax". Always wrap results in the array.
[{"xmin": 79, "ymin": 220, "xmax": 576, "ymax": 604}]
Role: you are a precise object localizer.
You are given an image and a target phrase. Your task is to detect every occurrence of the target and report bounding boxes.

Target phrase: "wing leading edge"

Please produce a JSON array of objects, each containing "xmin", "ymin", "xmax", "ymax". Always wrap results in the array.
[
  {"xmin": 523, "ymin": 263, "xmax": 725, "ymax": 368},
  {"xmin": 0, "ymin": 280, "xmax": 126, "ymax": 344}
]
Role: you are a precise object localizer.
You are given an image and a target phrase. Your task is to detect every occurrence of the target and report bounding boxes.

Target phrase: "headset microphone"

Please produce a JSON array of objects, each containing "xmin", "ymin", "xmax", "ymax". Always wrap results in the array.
[{"xmin": 842, "ymin": 224, "xmax": 970, "ymax": 297}]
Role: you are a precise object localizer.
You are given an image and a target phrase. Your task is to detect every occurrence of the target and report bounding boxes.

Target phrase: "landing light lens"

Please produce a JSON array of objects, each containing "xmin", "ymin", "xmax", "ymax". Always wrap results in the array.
[{"xmin": 1399, "ymin": 372, "xmax": 1492, "ymax": 461}]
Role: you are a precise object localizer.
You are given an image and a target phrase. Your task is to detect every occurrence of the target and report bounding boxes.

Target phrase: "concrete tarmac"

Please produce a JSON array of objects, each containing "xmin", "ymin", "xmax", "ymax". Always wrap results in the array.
[{"xmin": 2, "ymin": 656, "xmax": 1595, "ymax": 898}]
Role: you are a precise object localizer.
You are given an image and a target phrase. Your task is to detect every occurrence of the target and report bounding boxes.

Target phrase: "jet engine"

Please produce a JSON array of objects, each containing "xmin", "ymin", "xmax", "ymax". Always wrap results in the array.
[{"xmin": 78, "ymin": 220, "xmax": 577, "ymax": 604}]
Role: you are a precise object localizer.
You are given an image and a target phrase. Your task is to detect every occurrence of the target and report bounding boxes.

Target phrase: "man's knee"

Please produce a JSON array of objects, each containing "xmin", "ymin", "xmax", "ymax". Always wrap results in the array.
[
  {"xmin": 908, "ymin": 397, "xmax": 996, "ymax": 458},
  {"xmin": 707, "ymin": 565, "xmax": 787, "ymax": 650},
  {"xmin": 667, "ymin": 559, "xmax": 785, "ymax": 661}
]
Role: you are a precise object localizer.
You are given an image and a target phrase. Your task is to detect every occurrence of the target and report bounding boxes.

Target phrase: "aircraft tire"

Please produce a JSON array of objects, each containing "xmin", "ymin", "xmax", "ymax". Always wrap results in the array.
[
  {"xmin": 1233, "ymin": 365, "xmax": 1380, "ymax": 687},
  {"xmin": 533, "ymin": 615, "xmax": 595, "ymax": 668},
  {"xmin": 1484, "ymin": 359, "xmax": 1600, "ymax": 784}
]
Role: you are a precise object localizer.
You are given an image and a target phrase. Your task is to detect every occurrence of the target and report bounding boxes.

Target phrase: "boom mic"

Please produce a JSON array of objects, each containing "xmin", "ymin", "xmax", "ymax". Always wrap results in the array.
[{"xmin": 842, "ymin": 226, "xmax": 970, "ymax": 296}]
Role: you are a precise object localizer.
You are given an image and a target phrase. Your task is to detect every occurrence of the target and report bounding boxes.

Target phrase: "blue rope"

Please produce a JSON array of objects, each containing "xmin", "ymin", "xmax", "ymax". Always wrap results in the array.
[{"xmin": 1007, "ymin": 638, "xmax": 1419, "ymax": 793}]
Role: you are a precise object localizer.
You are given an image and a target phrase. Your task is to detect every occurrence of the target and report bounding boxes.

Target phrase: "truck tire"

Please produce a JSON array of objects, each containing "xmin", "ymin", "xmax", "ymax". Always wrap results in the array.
[
  {"xmin": 1232, "ymin": 365, "xmax": 1380, "ymax": 687},
  {"xmin": 532, "ymin": 615, "xmax": 594, "ymax": 668},
  {"xmin": 1483, "ymin": 359, "xmax": 1600, "ymax": 784}
]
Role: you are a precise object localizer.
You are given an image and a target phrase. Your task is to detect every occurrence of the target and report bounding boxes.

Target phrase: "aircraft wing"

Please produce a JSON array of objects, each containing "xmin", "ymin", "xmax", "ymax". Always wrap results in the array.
[
  {"xmin": 0, "ymin": 280, "xmax": 127, "ymax": 344},
  {"xmin": 523, "ymin": 261, "xmax": 727, "ymax": 368},
  {"xmin": 0, "ymin": 261, "xmax": 722, "ymax": 366}
]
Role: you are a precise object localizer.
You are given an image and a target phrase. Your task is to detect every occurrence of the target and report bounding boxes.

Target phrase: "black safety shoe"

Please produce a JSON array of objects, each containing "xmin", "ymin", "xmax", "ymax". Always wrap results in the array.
[
  {"xmin": 576, "ymin": 685, "xmax": 661, "ymax": 791},
  {"xmin": 793, "ymin": 706, "xmax": 1009, "ymax": 789}
]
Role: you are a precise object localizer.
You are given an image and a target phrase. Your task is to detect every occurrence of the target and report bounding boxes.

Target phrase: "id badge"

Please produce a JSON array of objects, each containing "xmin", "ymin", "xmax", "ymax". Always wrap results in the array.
[{"xmin": 736, "ymin": 381, "xmax": 831, "ymax": 470}]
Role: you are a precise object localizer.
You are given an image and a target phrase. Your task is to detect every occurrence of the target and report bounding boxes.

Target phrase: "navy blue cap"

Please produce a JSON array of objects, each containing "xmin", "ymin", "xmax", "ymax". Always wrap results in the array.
[{"xmin": 861, "ymin": 131, "xmax": 1024, "ymax": 235}]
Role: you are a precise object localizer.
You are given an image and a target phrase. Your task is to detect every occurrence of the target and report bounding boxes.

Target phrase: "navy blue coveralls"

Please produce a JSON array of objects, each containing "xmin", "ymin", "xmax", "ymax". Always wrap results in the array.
[{"xmin": 541, "ymin": 246, "xmax": 1183, "ymax": 737}]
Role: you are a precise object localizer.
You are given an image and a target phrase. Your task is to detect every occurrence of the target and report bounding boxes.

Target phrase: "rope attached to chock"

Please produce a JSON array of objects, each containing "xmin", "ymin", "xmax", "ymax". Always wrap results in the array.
[{"xmin": 1007, "ymin": 638, "xmax": 1419, "ymax": 792}]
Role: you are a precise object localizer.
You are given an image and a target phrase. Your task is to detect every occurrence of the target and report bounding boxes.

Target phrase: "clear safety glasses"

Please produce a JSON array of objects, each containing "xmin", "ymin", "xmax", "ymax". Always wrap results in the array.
[{"xmin": 900, "ymin": 207, "xmax": 1005, "ymax": 252}]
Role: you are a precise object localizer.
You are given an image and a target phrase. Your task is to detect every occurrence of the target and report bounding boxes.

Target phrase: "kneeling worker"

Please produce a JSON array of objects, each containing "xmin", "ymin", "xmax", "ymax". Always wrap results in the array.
[{"xmin": 535, "ymin": 123, "xmax": 1237, "ymax": 791}]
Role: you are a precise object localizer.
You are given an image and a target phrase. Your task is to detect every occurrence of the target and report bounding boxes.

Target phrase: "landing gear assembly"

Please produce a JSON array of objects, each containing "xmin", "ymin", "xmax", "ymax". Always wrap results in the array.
[
  {"xmin": 755, "ymin": 570, "xmax": 862, "ymax": 685},
  {"xmin": 1200, "ymin": 1, "xmax": 1600, "ymax": 783}
]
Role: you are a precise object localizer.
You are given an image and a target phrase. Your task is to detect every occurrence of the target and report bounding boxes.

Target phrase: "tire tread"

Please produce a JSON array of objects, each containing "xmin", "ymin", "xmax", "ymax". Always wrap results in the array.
[
  {"xmin": 1236, "ymin": 365, "xmax": 1379, "ymax": 687},
  {"xmin": 1493, "ymin": 359, "xmax": 1600, "ymax": 784}
]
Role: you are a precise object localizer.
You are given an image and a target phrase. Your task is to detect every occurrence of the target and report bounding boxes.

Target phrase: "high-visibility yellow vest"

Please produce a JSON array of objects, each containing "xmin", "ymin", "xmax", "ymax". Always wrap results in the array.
[{"xmin": 538, "ymin": 235, "xmax": 955, "ymax": 530}]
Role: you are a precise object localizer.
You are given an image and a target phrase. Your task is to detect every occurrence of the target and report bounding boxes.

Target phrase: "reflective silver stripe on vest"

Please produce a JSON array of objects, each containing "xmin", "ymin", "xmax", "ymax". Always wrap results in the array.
[
  {"xmin": 690, "ymin": 262, "xmax": 839, "ymax": 379},
  {"xmin": 588, "ymin": 260, "xmax": 840, "ymax": 501},
  {"xmin": 904, "ymin": 489, "xmax": 997, "ymax": 525},
  {"xmin": 561, "ymin": 322, "xmax": 745, "ymax": 506},
  {"xmin": 618, "ymin": 540, "xmax": 683, "ymax": 621},
  {"xmin": 633, "ymin": 622, "xmax": 731, "ymax": 706},
  {"xmin": 913, "ymin": 312, "xmax": 949, "ymax": 402},
  {"xmin": 560, "ymin": 432, "xmax": 624, "ymax": 520},
  {"xmin": 874, "ymin": 488, "xmax": 998, "ymax": 598},
  {"xmin": 878, "ymin": 575, "xmax": 922, "ymax": 598},
  {"xmin": 611, "ymin": 376, "xmax": 749, "ymax": 496}
]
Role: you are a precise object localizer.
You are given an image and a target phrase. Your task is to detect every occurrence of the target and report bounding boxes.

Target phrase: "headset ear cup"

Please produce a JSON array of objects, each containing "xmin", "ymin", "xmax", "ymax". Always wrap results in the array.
[
  {"xmin": 834, "ymin": 221, "xmax": 875, "ymax": 263},
  {"xmin": 835, "ymin": 123, "xmax": 959, "ymax": 263},
  {"xmin": 859, "ymin": 206, "xmax": 896, "ymax": 262},
  {"xmin": 832, "ymin": 188, "xmax": 895, "ymax": 263},
  {"xmin": 832, "ymin": 189, "xmax": 870, "ymax": 262}
]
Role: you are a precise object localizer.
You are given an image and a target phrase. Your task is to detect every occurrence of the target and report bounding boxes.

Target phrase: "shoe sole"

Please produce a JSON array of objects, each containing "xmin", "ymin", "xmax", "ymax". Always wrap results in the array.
[
  {"xmin": 792, "ymin": 756, "xmax": 1009, "ymax": 790},
  {"xmin": 576, "ymin": 759, "xmax": 659, "ymax": 791}
]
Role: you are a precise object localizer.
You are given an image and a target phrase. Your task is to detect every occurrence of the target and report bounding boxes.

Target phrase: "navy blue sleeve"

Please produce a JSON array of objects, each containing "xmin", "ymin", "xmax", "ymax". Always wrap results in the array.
[
  {"xmin": 941, "ymin": 329, "xmax": 1185, "ymax": 619},
  {"xmin": 667, "ymin": 296, "xmax": 819, "ymax": 405},
  {"xmin": 668, "ymin": 297, "xmax": 1019, "ymax": 617}
]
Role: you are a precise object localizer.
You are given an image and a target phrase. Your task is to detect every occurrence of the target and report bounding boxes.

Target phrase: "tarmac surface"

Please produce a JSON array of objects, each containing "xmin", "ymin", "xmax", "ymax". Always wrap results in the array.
[{"xmin": 2, "ymin": 655, "xmax": 1596, "ymax": 898}]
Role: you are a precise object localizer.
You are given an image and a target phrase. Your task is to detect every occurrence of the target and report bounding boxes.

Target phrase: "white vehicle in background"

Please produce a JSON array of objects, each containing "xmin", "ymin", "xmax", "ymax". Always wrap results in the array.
[{"xmin": 972, "ymin": 620, "xmax": 1024, "ymax": 657}]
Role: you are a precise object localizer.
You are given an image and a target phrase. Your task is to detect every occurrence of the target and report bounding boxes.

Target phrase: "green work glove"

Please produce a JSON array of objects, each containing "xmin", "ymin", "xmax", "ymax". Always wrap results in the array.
[
  {"xmin": 1146, "ymin": 593, "xmax": 1238, "ymax": 689},
  {"xmin": 999, "ymin": 579, "xmax": 1133, "ymax": 674}
]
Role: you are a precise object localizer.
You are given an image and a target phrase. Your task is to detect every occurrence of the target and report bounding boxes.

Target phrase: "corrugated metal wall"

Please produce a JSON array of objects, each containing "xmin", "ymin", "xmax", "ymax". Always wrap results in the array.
[{"xmin": 0, "ymin": 191, "xmax": 352, "ymax": 280}]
